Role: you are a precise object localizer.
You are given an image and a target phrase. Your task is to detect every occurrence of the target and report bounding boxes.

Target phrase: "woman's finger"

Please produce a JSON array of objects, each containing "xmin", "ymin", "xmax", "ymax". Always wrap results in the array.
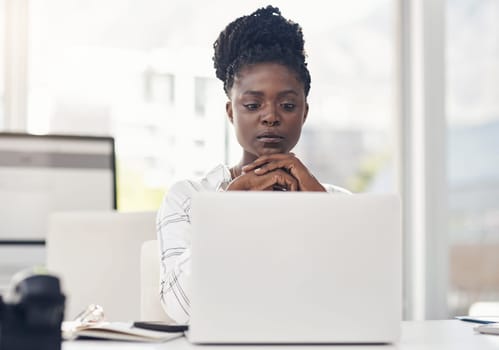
[
  {"xmin": 242, "ymin": 153, "xmax": 289, "ymax": 172},
  {"xmin": 253, "ymin": 160, "xmax": 288, "ymax": 175},
  {"xmin": 250, "ymin": 169, "xmax": 297, "ymax": 191}
]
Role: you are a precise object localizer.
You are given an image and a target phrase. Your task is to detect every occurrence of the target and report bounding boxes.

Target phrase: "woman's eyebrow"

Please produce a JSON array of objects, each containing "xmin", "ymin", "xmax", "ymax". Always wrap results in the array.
[
  {"xmin": 242, "ymin": 90, "xmax": 299, "ymax": 97},
  {"xmin": 277, "ymin": 90, "xmax": 299, "ymax": 97},
  {"xmin": 242, "ymin": 90, "xmax": 264, "ymax": 96}
]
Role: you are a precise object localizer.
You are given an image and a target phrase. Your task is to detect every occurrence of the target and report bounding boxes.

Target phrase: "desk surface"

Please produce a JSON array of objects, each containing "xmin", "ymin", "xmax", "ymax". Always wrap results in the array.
[{"xmin": 63, "ymin": 320, "xmax": 499, "ymax": 350}]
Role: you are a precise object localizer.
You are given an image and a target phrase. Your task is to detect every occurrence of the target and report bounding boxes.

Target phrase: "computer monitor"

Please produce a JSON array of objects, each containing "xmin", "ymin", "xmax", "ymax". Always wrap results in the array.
[{"xmin": 0, "ymin": 133, "xmax": 116, "ymax": 242}]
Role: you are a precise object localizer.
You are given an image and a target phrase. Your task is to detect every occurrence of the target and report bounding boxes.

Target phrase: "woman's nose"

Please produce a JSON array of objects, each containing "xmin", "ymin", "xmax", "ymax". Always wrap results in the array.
[{"xmin": 261, "ymin": 107, "xmax": 281, "ymax": 127}]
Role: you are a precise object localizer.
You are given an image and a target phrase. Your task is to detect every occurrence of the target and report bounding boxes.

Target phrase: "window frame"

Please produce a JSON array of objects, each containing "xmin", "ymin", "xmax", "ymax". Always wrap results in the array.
[
  {"xmin": 397, "ymin": 0, "xmax": 448, "ymax": 320},
  {"xmin": 4, "ymin": 0, "xmax": 28, "ymax": 131}
]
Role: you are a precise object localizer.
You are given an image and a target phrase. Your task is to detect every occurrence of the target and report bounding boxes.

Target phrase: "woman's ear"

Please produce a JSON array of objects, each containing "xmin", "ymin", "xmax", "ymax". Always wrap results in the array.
[
  {"xmin": 303, "ymin": 102, "xmax": 309, "ymax": 125},
  {"xmin": 226, "ymin": 101, "xmax": 234, "ymax": 124}
]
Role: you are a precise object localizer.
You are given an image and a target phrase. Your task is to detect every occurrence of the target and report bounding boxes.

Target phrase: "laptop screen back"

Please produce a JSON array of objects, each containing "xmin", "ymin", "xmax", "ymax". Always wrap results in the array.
[{"xmin": 189, "ymin": 192, "xmax": 401, "ymax": 344}]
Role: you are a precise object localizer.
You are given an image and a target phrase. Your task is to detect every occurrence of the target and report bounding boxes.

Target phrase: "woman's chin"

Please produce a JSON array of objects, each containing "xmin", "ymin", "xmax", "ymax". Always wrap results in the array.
[{"xmin": 258, "ymin": 149, "xmax": 285, "ymax": 156}]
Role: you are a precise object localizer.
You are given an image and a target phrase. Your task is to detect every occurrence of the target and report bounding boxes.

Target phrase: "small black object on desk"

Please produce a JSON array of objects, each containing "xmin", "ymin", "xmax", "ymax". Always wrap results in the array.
[
  {"xmin": 133, "ymin": 321, "xmax": 188, "ymax": 333},
  {"xmin": 0, "ymin": 272, "xmax": 65, "ymax": 350}
]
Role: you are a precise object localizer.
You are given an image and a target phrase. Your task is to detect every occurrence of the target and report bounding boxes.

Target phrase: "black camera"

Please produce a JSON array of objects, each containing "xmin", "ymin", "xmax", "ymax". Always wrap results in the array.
[{"xmin": 0, "ymin": 269, "xmax": 65, "ymax": 350}]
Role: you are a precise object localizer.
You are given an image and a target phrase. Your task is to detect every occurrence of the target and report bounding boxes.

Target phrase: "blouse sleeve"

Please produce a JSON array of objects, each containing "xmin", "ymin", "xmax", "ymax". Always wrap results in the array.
[
  {"xmin": 156, "ymin": 181, "xmax": 196, "ymax": 324},
  {"xmin": 322, "ymin": 183, "xmax": 352, "ymax": 194}
]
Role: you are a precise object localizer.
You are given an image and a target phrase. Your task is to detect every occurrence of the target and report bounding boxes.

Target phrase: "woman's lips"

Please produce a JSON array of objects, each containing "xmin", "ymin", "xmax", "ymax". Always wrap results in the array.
[{"xmin": 256, "ymin": 134, "xmax": 284, "ymax": 143}]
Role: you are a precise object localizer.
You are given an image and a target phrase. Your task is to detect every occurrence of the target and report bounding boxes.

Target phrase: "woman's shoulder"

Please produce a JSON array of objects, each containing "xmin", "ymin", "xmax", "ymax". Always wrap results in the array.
[
  {"xmin": 161, "ymin": 164, "xmax": 231, "ymax": 201},
  {"xmin": 157, "ymin": 164, "xmax": 230, "ymax": 219},
  {"xmin": 169, "ymin": 164, "xmax": 230, "ymax": 193}
]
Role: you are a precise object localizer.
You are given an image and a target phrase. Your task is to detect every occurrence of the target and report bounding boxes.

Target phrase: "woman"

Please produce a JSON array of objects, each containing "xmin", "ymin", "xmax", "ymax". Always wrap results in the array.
[{"xmin": 157, "ymin": 5, "xmax": 349, "ymax": 324}]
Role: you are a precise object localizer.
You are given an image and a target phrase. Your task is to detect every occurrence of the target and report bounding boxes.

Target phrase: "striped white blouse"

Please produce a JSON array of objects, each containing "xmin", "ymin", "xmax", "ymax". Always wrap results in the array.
[{"xmin": 157, "ymin": 164, "xmax": 350, "ymax": 324}]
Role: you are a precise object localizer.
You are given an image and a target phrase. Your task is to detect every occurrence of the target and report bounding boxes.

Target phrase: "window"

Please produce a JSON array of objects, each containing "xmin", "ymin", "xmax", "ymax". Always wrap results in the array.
[
  {"xmin": 26, "ymin": 0, "xmax": 396, "ymax": 212},
  {"xmin": 7, "ymin": 0, "xmax": 498, "ymax": 319},
  {"xmin": 446, "ymin": 0, "xmax": 499, "ymax": 316}
]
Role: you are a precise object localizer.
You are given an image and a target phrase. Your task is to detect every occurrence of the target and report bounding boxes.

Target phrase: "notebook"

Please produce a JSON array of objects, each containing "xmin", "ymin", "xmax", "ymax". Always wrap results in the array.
[
  {"xmin": 62, "ymin": 321, "xmax": 182, "ymax": 342},
  {"xmin": 188, "ymin": 192, "xmax": 402, "ymax": 344}
]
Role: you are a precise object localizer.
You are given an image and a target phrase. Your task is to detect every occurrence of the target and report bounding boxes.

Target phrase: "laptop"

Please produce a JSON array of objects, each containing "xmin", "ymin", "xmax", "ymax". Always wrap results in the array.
[{"xmin": 188, "ymin": 192, "xmax": 401, "ymax": 344}]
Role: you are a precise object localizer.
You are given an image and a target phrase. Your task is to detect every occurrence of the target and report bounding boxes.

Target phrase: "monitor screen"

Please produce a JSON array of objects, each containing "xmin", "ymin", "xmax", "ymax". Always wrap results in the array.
[{"xmin": 0, "ymin": 133, "xmax": 116, "ymax": 241}]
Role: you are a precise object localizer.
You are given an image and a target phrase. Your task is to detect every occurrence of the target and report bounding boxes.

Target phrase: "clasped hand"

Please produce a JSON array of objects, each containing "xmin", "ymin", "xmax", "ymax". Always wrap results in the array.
[{"xmin": 226, "ymin": 153, "xmax": 326, "ymax": 192}]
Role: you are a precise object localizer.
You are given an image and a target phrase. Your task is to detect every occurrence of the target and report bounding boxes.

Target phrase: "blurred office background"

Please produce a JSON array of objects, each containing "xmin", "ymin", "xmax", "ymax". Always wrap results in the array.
[{"xmin": 0, "ymin": 0, "xmax": 497, "ymax": 320}]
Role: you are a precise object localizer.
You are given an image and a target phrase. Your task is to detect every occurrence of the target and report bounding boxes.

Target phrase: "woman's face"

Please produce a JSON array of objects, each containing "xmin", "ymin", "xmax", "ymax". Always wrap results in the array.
[{"xmin": 226, "ymin": 62, "xmax": 308, "ymax": 162}]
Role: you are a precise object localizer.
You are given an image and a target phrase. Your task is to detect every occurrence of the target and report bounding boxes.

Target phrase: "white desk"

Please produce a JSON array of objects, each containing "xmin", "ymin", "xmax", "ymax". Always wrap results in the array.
[{"xmin": 62, "ymin": 320, "xmax": 499, "ymax": 350}]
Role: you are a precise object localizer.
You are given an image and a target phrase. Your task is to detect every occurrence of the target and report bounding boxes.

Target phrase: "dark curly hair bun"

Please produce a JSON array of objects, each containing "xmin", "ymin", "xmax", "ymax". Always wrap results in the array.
[{"xmin": 213, "ymin": 5, "xmax": 311, "ymax": 96}]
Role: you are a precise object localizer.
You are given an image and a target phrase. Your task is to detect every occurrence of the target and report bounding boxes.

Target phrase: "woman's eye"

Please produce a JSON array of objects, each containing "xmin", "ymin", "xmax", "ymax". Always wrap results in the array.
[
  {"xmin": 281, "ymin": 103, "xmax": 296, "ymax": 111},
  {"xmin": 243, "ymin": 103, "xmax": 260, "ymax": 111}
]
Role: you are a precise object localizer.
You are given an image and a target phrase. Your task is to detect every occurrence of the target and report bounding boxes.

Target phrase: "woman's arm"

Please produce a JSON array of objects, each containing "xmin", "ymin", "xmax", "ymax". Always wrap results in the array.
[{"xmin": 157, "ymin": 181, "xmax": 196, "ymax": 324}]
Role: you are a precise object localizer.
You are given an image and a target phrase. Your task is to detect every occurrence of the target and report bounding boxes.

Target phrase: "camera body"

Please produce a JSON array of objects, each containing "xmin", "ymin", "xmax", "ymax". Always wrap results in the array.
[{"xmin": 0, "ymin": 272, "xmax": 65, "ymax": 350}]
